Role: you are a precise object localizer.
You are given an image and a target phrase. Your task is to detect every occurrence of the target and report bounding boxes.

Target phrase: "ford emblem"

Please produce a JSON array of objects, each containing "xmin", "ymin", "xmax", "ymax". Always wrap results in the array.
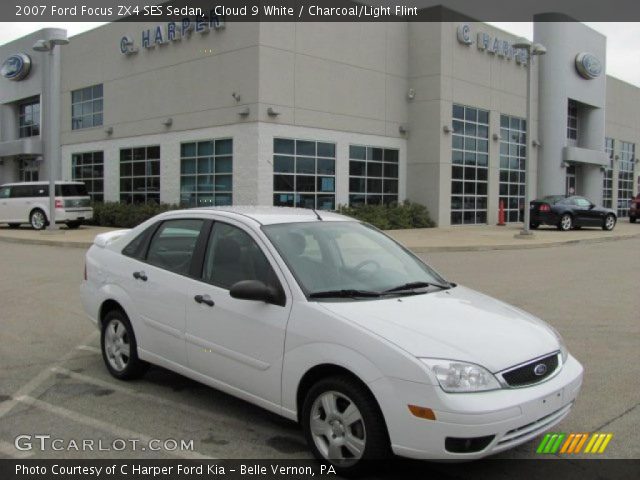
[
  {"xmin": 533, "ymin": 363, "xmax": 548, "ymax": 376},
  {"xmin": 1, "ymin": 53, "xmax": 32, "ymax": 81},
  {"xmin": 575, "ymin": 52, "xmax": 602, "ymax": 80}
]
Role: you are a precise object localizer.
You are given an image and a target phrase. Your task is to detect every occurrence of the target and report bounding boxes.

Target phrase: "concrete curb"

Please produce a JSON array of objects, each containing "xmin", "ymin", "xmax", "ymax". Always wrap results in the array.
[{"xmin": 0, "ymin": 229, "xmax": 638, "ymax": 252}]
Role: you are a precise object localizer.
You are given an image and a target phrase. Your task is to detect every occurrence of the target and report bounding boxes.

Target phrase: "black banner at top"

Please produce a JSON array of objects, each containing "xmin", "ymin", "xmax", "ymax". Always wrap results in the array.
[{"xmin": 4, "ymin": 0, "xmax": 640, "ymax": 22}]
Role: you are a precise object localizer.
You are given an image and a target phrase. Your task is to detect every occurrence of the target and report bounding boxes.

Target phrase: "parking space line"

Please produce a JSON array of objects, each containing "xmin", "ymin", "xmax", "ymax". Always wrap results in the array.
[
  {"xmin": 0, "ymin": 331, "xmax": 99, "ymax": 421},
  {"xmin": 0, "ymin": 440, "xmax": 34, "ymax": 459},
  {"xmin": 51, "ymin": 366, "xmax": 257, "ymax": 430},
  {"xmin": 76, "ymin": 345, "xmax": 101, "ymax": 354},
  {"xmin": 16, "ymin": 395, "xmax": 213, "ymax": 460}
]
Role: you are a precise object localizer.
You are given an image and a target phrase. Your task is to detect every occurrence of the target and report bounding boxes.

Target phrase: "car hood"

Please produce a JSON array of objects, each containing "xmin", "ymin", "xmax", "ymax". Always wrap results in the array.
[{"xmin": 319, "ymin": 285, "xmax": 560, "ymax": 372}]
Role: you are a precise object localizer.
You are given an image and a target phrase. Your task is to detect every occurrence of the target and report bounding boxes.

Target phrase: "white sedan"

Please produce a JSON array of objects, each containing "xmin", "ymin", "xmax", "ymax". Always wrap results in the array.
[{"xmin": 80, "ymin": 207, "xmax": 583, "ymax": 473}]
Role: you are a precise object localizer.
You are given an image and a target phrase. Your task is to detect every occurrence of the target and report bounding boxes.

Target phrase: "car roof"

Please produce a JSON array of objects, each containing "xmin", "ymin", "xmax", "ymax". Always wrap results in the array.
[{"xmin": 172, "ymin": 206, "xmax": 353, "ymax": 226}]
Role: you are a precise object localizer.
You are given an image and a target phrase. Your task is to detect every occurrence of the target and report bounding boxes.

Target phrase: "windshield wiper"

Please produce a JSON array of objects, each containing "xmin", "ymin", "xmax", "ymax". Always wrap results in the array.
[
  {"xmin": 309, "ymin": 289, "xmax": 381, "ymax": 299},
  {"xmin": 382, "ymin": 281, "xmax": 450, "ymax": 293}
]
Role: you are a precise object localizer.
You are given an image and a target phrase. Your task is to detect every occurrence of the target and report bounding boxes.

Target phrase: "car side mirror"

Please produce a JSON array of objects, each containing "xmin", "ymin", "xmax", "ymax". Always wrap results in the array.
[
  {"xmin": 589, "ymin": 203, "xmax": 596, "ymax": 209},
  {"xmin": 230, "ymin": 280, "xmax": 283, "ymax": 306}
]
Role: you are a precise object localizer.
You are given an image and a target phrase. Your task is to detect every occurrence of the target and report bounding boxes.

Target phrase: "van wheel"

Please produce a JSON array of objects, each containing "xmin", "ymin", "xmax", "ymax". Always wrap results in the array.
[
  {"xmin": 301, "ymin": 375, "xmax": 390, "ymax": 475},
  {"xmin": 8, "ymin": 223, "xmax": 20, "ymax": 229},
  {"xmin": 101, "ymin": 310, "xmax": 148, "ymax": 380},
  {"xmin": 66, "ymin": 221, "xmax": 81, "ymax": 229},
  {"xmin": 30, "ymin": 209, "xmax": 47, "ymax": 230}
]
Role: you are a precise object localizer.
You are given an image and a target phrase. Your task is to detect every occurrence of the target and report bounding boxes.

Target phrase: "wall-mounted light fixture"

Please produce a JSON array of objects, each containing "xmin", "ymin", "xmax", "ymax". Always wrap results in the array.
[
  {"xmin": 161, "ymin": 118, "xmax": 173, "ymax": 127},
  {"xmin": 267, "ymin": 107, "xmax": 280, "ymax": 117},
  {"xmin": 532, "ymin": 139, "xmax": 541, "ymax": 147},
  {"xmin": 105, "ymin": 126, "xmax": 114, "ymax": 135},
  {"xmin": 406, "ymin": 88, "xmax": 416, "ymax": 100},
  {"xmin": 599, "ymin": 165, "xmax": 607, "ymax": 172},
  {"xmin": 442, "ymin": 125, "xmax": 453, "ymax": 134},
  {"xmin": 492, "ymin": 133, "xmax": 501, "ymax": 141},
  {"xmin": 561, "ymin": 161, "xmax": 570, "ymax": 168},
  {"xmin": 398, "ymin": 125, "xmax": 409, "ymax": 135},
  {"xmin": 614, "ymin": 154, "xmax": 620, "ymax": 161},
  {"xmin": 232, "ymin": 92, "xmax": 241, "ymax": 102},
  {"xmin": 238, "ymin": 107, "xmax": 250, "ymax": 117}
]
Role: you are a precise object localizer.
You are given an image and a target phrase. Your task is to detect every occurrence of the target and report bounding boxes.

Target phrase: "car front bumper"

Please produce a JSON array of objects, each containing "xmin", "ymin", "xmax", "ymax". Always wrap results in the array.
[{"xmin": 369, "ymin": 354, "xmax": 583, "ymax": 460}]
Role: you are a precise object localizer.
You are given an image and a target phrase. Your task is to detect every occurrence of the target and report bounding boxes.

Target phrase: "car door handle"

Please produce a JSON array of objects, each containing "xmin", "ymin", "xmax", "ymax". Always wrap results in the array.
[
  {"xmin": 132, "ymin": 271, "xmax": 148, "ymax": 281},
  {"xmin": 194, "ymin": 294, "xmax": 214, "ymax": 307}
]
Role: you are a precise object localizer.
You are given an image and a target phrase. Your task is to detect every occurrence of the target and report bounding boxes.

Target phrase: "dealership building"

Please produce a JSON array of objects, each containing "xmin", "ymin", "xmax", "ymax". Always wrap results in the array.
[{"xmin": 0, "ymin": 18, "xmax": 639, "ymax": 225}]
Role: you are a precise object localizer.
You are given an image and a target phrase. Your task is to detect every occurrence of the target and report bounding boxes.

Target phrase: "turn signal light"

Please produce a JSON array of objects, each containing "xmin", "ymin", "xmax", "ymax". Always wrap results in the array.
[{"xmin": 408, "ymin": 405, "xmax": 436, "ymax": 420}]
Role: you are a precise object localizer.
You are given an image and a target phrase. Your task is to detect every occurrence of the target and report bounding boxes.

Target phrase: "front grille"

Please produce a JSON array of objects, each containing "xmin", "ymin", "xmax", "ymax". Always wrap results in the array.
[{"xmin": 501, "ymin": 353, "xmax": 559, "ymax": 387}]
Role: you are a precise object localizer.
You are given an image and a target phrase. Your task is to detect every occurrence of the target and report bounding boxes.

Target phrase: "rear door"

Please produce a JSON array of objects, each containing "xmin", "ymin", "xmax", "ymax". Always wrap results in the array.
[{"xmin": 124, "ymin": 218, "xmax": 209, "ymax": 367}]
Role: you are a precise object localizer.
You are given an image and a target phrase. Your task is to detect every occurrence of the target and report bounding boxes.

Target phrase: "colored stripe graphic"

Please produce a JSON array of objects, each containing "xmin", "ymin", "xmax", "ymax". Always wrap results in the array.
[{"xmin": 538, "ymin": 433, "xmax": 613, "ymax": 454}]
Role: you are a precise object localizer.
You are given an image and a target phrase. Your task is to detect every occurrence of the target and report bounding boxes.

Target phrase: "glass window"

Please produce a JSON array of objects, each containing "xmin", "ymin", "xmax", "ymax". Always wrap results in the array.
[
  {"xmin": 567, "ymin": 99, "xmax": 578, "ymax": 140},
  {"xmin": 273, "ymin": 139, "xmax": 336, "ymax": 210},
  {"xmin": 72, "ymin": 151, "xmax": 104, "ymax": 202},
  {"xmin": 348, "ymin": 145, "xmax": 399, "ymax": 206},
  {"xmin": 203, "ymin": 222, "xmax": 280, "ymax": 290},
  {"xmin": 498, "ymin": 114, "xmax": 526, "ymax": 223},
  {"xmin": 618, "ymin": 141, "xmax": 635, "ymax": 217},
  {"xmin": 18, "ymin": 98, "xmax": 40, "ymax": 138},
  {"xmin": 451, "ymin": 104, "xmax": 490, "ymax": 225},
  {"xmin": 71, "ymin": 84, "xmax": 104, "ymax": 130},
  {"xmin": 145, "ymin": 219, "xmax": 204, "ymax": 275},
  {"xmin": 120, "ymin": 146, "xmax": 161, "ymax": 204},
  {"xmin": 180, "ymin": 139, "xmax": 233, "ymax": 207},
  {"xmin": 603, "ymin": 138, "xmax": 614, "ymax": 208}
]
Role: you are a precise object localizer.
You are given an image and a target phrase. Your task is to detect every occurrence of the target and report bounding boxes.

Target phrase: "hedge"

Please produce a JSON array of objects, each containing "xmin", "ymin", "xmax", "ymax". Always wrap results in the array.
[
  {"xmin": 337, "ymin": 201, "xmax": 435, "ymax": 230},
  {"xmin": 89, "ymin": 200, "xmax": 435, "ymax": 230}
]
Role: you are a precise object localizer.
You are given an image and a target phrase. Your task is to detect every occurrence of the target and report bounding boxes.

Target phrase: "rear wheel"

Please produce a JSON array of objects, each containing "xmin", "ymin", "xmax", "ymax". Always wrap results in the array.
[
  {"xmin": 603, "ymin": 214, "xmax": 616, "ymax": 231},
  {"xmin": 29, "ymin": 209, "xmax": 47, "ymax": 230},
  {"xmin": 529, "ymin": 223, "xmax": 539, "ymax": 229},
  {"xmin": 301, "ymin": 376, "xmax": 390, "ymax": 475},
  {"xmin": 630, "ymin": 216, "xmax": 637, "ymax": 223},
  {"xmin": 558, "ymin": 214, "xmax": 573, "ymax": 231},
  {"xmin": 101, "ymin": 310, "xmax": 147, "ymax": 380}
]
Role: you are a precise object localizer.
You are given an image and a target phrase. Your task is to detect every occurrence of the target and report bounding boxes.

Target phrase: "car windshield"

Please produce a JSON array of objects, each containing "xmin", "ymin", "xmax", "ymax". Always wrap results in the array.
[{"xmin": 262, "ymin": 221, "xmax": 448, "ymax": 298}]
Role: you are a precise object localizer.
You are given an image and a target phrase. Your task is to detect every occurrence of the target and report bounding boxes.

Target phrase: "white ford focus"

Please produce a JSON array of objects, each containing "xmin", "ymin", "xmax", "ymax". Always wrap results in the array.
[{"xmin": 80, "ymin": 207, "xmax": 583, "ymax": 472}]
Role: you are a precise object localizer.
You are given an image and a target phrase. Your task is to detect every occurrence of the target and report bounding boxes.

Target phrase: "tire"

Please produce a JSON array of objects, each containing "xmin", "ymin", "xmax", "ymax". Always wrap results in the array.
[
  {"xmin": 529, "ymin": 223, "xmax": 539, "ymax": 230},
  {"xmin": 558, "ymin": 213, "xmax": 573, "ymax": 231},
  {"xmin": 603, "ymin": 214, "xmax": 616, "ymax": 231},
  {"xmin": 29, "ymin": 209, "xmax": 47, "ymax": 230},
  {"xmin": 101, "ymin": 309, "xmax": 148, "ymax": 380},
  {"xmin": 630, "ymin": 216, "xmax": 637, "ymax": 223},
  {"xmin": 301, "ymin": 375, "xmax": 390, "ymax": 475},
  {"xmin": 8, "ymin": 223, "xmax": 20, "ymax": 229},
  {"xmin": 66, "ymin": 221, "xmax": 82, "ymax": 229}
]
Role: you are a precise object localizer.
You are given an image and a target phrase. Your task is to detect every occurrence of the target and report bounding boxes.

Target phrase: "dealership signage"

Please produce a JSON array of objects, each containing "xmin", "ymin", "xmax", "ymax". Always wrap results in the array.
[
  {"xmin": 457, "ymin": 24, "xmax": 528, "ymax": 65},
  {"xmin": 0, "ymin": 53, "xmax": 32, "ymax": 81},
  {"xmin": 575, "ymin": 52, "xmax": 602, "ymax": 79},
  {"xmin": 120, "ymin": 15, "xmax": 225, "ymax": 55}
]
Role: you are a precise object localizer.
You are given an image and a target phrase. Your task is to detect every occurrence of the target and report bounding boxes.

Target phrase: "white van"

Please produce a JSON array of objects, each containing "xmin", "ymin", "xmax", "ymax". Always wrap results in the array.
[{"xmin": 0, "ymin": 181, "xmax": 93, "ymax": 230}]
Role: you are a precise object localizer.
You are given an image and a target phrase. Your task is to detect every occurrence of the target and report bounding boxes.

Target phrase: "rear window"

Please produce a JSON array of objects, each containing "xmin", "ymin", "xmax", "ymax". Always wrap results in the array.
[
  {"xmin": 56, "ymin": 184, "xmax": 88, "ymax": 196},
  {"xmin": 539, "ymin": 195, "xmax": 565, "ymax": 205}
]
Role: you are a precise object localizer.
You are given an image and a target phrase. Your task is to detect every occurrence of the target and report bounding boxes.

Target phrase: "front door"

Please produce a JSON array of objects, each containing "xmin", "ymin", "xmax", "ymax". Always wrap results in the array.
[{"xmin": 184, "ymin": 220, "xmax": 291, "ymax": 408}]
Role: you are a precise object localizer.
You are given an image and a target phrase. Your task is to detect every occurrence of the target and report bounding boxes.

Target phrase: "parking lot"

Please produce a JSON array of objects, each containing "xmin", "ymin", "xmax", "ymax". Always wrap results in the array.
[{"xmin": 0, "ymin": 237, "xmax": 638, "ymax": 465}]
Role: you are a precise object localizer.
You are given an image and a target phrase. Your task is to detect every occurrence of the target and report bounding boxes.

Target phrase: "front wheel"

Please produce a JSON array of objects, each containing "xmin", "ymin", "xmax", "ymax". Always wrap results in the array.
[
  {"xmin": 101, "ymin": 310, "xmax": 147, "ymax": 380},
  {"xmin": 301, "ymin": 376, "xmax": 390, "ymax": 475},
  {"xmin": 30, "ymin": 209, "xmax": 47, "ymax": 230},
  {"xmin": 558, "ymin": 214, "xmax": 573, "ymax": 231},
  {"xmin": 603, "ymin": 214, "xmax": 616, "ymax": 231}
]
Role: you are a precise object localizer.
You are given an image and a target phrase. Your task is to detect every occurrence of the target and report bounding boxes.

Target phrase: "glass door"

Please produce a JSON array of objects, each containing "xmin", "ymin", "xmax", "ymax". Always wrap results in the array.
[{"xmin": 565, "ymin": 165, "xmax": 576, "ymax": 196}]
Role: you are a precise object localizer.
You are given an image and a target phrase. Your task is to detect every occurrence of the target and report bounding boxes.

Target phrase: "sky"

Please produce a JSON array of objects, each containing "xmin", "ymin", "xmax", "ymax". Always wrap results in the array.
[{"xmin": 0, "ymin": 22, "xmax": 639, "ymax": 86}]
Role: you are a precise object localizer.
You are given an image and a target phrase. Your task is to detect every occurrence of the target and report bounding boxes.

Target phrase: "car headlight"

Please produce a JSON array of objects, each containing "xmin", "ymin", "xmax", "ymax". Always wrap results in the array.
[
  {"xmin": 420, "ymin": 359, "xmax": 501, "ymax": 393},
  {"xmin": 548, "ymin": 325, "xmax": 569, "ymax": 363}
]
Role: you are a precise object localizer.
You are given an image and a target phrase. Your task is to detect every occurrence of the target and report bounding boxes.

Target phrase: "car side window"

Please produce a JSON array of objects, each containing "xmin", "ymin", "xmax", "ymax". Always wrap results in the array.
[
  {"xmin": 575, "ymin": 197, "xmax": 591, "ymax": 207},
  {"xmin": 146, "ymin": 219, "xmax": 205, "ymax": 275},
  {"xmin": 122, "ymin": 224, "xmax": 156, "ymax": 260},
  {"xmin": 0, "ymin": 187, "xmax": 10, "ymax": 199},
  {"xmin": 203, "ymin": 222, "xmax": 280, "ymax": 291}
]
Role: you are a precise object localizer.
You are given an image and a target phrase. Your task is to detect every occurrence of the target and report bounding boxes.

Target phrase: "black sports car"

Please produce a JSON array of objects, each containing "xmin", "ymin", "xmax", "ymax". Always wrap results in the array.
[{"xmin": 527, "ymin": 195, "xmax": 617, "ymax": 231}]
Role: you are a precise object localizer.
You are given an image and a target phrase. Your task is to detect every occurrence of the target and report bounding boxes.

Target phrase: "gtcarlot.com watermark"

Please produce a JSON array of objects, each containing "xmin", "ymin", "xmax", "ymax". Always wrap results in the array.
[{"xmin": 14, "ymin": 434, "xmax": 194, "ymax": 452}]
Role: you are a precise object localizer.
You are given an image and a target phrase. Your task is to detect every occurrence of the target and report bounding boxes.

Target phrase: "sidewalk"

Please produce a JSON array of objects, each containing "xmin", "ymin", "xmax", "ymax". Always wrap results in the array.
[{"xmin": 1, "ymin": 222, "xmax": 638, "ymax": 252}]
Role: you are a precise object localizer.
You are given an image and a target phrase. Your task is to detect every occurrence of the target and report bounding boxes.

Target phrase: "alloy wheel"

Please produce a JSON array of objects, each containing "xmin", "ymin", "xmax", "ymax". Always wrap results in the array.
[
  {"xmin": 561, "ymin": 215, "xmax": 572, "ymax": 231},
  {"xmin": 104, "ymin": 319, "xmax": 131, "ymax": 372},
  {"xmin": 310, "ymin": 391, "xmax": 366, "ymax": 466},
  {"xmin": 31, "ymin": 211, "xmax": 46, "ymax": 230},
  {"xmin": 605, "ymin": 215, "xmax": 615, "ymax": 230}
]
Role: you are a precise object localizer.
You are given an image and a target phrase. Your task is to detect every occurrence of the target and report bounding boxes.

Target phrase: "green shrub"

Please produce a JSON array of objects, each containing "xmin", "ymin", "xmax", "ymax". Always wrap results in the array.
[
  {"xmin": 89, "ymin": 202, "xmax": 180, "ymax": 228},
  {"xmin": 337, "ymin": 201, "xmax": 435, "ymax": 230}
]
